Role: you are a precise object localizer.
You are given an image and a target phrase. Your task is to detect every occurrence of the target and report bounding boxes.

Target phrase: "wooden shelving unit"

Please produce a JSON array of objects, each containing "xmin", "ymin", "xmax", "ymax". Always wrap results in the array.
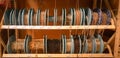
[{"xmin": 0, "ymin": 0, "xmax": 120, "ymax": 58}]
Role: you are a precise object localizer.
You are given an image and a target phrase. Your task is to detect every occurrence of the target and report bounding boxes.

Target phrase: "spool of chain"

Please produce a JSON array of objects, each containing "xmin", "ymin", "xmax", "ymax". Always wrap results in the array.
[{"xmin": 47, "ymin": 39, "xmax": 61, "ymax": 53}]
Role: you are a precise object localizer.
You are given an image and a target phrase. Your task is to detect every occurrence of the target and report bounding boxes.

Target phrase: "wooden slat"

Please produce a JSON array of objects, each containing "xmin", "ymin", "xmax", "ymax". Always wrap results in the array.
[
  {"xmin": 2, "ymin": 54, "xmax": 113, "ymax": 58},
  {"xmin": 77, "ymin": 54, "xmax": 113, "ymax": 57},
  {"xmin": 1, "ymin": 25, "xmax": 115, "ymax": 29},
  {"xmin": 2, "ymin": 54, "xmax": 77, "ymax": 57},
  {"xmin": 107, "ymin": 33, "xmax": 115, "ymax": 44}
]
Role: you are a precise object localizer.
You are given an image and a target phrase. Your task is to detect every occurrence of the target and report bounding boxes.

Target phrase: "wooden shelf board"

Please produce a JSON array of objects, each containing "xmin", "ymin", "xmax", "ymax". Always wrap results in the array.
[
  {"xmin": 1, "ymin": 25, "xmax": 115, "ymax": 29},
  {"xmin": 77, "ymin": 54, "xmax": 113, "ymax": 57},
  {"xmin": 2, "ymin": 54, "xmax": 77, "ymax": 57},
  {"xmin": 2, "ymin": 54, "xmax": 113, "ymax": 57}
]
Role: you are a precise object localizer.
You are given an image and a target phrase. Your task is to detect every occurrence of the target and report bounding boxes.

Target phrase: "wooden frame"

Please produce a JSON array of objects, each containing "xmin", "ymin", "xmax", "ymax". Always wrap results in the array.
[{"xmin": 0, "ymin": 0, "xmax": 120, "ymax": 58}]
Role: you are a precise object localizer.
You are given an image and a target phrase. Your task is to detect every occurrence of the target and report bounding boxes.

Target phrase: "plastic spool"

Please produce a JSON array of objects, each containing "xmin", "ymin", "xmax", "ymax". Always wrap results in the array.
[
  {"xmin": 64, "ymin": 9, "xmax": 66, "ymax": 25},
  {"xmin": 85, "ymin": 8, "xmax": 92, "ymax": 25},
  {"xmin": 61, "ymin": 9, "xmax": 64, "ymax": 25},
  {"xmin": 18, "ymin": 9, "xmax": 22, "ymax": 25},
  {"xmin": 82, "ymin": 8, "xmax": 85, "ymax": 25},
  {"xmin": 11, "ymin": 10, "xmax": 14, "ymax": 25},
  {"xmin": 24, "ymin": 35, "xmax": 27, "ymax": 53},
  {"xmin": 25, "ymin": 35, "xmax": 32, "ymax": 53},
  {"xmin": 7, "ymin": 35, "xmax": 16, "ymax": 53},
  {"xmin": 30, "ymin": 9, "xmax": 34, "ymax": 25},
  {"xmin": 13, "ymin": 9, "xmax": 19, "ymax": 25},
  {"xmin": 62, "ymin": 8, "xmax": 66, "ymax": 25},
  {"xmin": 11, "ymin": 9, "xmax": 16, "ymax": 25},
  {"xmin": 73, "ymin": 8, "xmax": 76, "ymax": 25},
  {"xmin": 82, "ymin": 35, "xmax": 88, "ymax": 53},
  {"xmin": 70, "ymin": 8, "xmax": 74, "ymax": 25},
  {"xmin": 9, "ymin": 9, "xmax": 14, "ymax": 25},
  {"xmin": 61, "ymin": 35, "xmax": 65, "ymax": 53},
  {"xmin": 4, "ymin": 9, "xmax": 12, "ymax": 25},
  {"xmin": 102, "ymin": 9, "xmax": 111, "ymax": 25},
  {"xmin": 64, "ymin": 35, "xmax": 67, "ymax": 53},
  {"xmin": 78, "ymin": 35, "xmax": 82, "ymax": 53},
  {"xmin": 44, "ymin": 10, "xmax": 47, "ymax": 25},
  {"xmin": 54, "ymin": 8, "xmax": 57, "ymax": 25},
  {"xmin": 44, "ymin": 9, "xmax": 49, "ymax": 25},
  {"xmin": 92, "ymin": 36, "xmax": 97, "ymax": 53},
  {"xmin": 94, "ymin": 38, "xmax": 97, "ymax": 53},
  {"xmin": 93, "ymin": 8, "xmax": 102, "ymax": 25},
  {"xmin": 28, "ymin": 9, "xmax": 31, "ymax": 25},
  {"xmin": 97, "ymin": 34, "xmax": 104, "ymax": 53},
  {"xmin": 36, "ymin": 9, "xmax": 41, "ymax": 25},
  {"xmin": 44, "ymin": 35, "xmax": 47, "ymax": 53},
  {"xmin": 21, "ymin": 9, "xmax": 26, "ymax": 25},
  {"xmin": 80, "ymin": 8, "xmax": 83, "ymax": 25},
  {"xmin": 70, "ymin": 35, "xmax": 74, "ymax": 54}
]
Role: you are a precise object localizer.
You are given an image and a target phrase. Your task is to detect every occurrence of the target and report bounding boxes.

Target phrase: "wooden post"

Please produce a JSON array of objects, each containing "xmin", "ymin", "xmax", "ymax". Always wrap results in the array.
[
  {"xmin": 0, "ymin": 40, "xmax": 1, "ymax": 58},
  {"xmin": 93, "ymin": 0, "xmax": 97, "ymax": 9},
  {"xmin": 114, "ymin": 0, "xmax": 120, "ymax": 58}
]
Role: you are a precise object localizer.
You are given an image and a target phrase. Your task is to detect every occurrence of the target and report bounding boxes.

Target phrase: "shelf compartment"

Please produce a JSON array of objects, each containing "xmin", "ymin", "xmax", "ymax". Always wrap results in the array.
[{"xmin": 2, "ymin": 44, "xmax": 113, "ymax": 58}]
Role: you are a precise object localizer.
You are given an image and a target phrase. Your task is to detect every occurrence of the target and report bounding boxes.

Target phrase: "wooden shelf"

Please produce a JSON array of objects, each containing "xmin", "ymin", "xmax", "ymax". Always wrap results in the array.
[
  {"xmin": 1, "ymin": 25, "xmax": 115, "ymax": 29},
  {"xmin": 2, "ymin": 54, "xmax": 113, "ymax": 58}
]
